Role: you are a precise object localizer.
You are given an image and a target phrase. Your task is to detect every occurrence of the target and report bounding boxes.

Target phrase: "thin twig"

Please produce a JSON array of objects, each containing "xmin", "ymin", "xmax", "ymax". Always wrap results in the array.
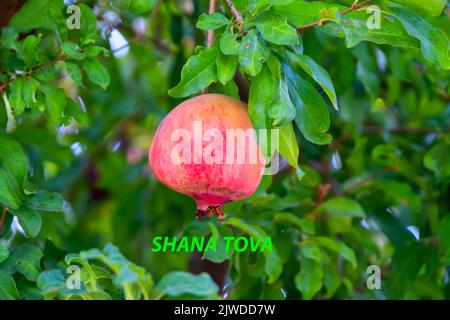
[
  {"xmin": 207, "ymin": 0, "xmax": 216, "ymax": 48},
  {"xmin": 0, "ymin": 54, "xmax": 67, "ymax": 93},
  {"xmin": 225, "ymin": 0, "xmax": 243, "ymax": 28},
  {"xmin": 149, "ymin": 0, "xmax": 161, "ymax": 24},
  {"xmin": 0, "ymin": 208, "xmax": 7, "ymax": 233},
  {"xmin": 296, "ymin": 0, "xmax": 372, "ymax": 31}
]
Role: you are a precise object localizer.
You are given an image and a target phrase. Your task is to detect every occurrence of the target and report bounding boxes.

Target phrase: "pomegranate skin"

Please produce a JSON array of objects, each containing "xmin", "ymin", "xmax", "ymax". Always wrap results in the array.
[{"xmin": 149, "ymin": 94, "xmax": 265, "ymax": 213}]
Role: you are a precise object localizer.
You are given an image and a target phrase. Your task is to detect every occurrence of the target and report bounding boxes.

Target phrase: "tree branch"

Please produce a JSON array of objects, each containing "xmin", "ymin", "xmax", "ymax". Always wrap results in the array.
[
  {"xmin": 225, "ymin": 0, "xmax": 243, "ymax": 28},
  {"xmin": 0, "ymin": 208, "xmax": 7, "ymax": 233},
  {"xmin": 207, "ymin": 0, "xmax": 217, "ymax": 47},
  {"xmin": 0, "ymin": 54, "xmax": 67, "ymax": 93},
  {"xmin": 296, "ymin": 0, "xmax": 372, "ymax": 31}
]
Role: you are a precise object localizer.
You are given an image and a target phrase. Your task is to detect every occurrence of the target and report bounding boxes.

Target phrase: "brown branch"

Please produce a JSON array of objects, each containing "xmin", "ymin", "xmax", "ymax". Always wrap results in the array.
[
  {"xmin": 0, "ymin": 208, "xmax": 7, "ymax": 233},
  {"xmin": 0, "ymin": 54, "xmax": 67, "ymax": 93},
  {"xmin": 0, "ymin": 78, "xmax": 15, "ymax": 93},
  {"xmin": 202, "ymin": 0, "xmax": 217, "ymax": 94},
  {"xmin": 296, "ymin": 0, "xmax": 372, "ymax": 31},
  {"xmin": 207, "ymin": 0, "xmax": 216, "ymax": 48},
  {"xmin": 316, "ymin": 183, "xmax": 332, "ymax": 205},
  {"xmin": 225, "ymin": 0, "xmax": 243, "ymax": 28}
]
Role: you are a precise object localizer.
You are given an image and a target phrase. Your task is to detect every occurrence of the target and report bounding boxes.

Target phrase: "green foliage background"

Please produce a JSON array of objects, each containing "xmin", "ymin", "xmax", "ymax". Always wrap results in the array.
[{"xmin": 0, "ymin": 0, "xmax": 449, "ymax": 300}]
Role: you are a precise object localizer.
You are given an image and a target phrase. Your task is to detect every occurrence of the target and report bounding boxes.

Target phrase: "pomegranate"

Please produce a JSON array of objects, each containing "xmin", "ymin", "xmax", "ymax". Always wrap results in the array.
[{"xmin": 149, "ymin": 94, "xmax": 265, "ymax": 218}]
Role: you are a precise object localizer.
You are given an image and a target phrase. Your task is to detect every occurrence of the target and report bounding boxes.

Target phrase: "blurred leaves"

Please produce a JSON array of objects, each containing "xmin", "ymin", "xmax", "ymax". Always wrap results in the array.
[
  {"xmin": 155, "ymin": 271, "xmax": 219, "ymax": 299},
  {"xmin": 0, "ymin": 0, "xmax": 449, "ymax": 301}
]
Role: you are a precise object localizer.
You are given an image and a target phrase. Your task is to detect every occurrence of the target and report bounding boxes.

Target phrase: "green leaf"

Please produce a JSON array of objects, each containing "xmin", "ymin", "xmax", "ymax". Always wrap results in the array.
[
  {"xmin": 197, "ymin": 13, "xmax": 230, "ymax": 30},
  {"xmin": 129, "ymin": 0, "xmax": 157, "ymax": 14},
  {"xmin": 220, "ymin": 29, "xmax": 239, "ymax": 55},
  {"xmin": 352, "ymin": 43, "xmax": 380, "ymax": 98},
  {"xmin": 19, "ymin": 35, "xmax": 41, "ymax": 66},
  {"xmin": 216, "ymin": 51, "xmax": 238, "ymax": 84},
  {"xmin": 223, "ymin": 217, "xmax": 282, "ymax": 283},
  {"xmin": 79, "ymin": 4, "xmax": 98, "ymax": 45},
  {"xmin": 65, "ymin": 99, "xmax": 90, "ymax": 126},
  {"xmin": 8, "ymin": 0, "xmax": 64, "ymax": 32},
  {"xmin": 168, "ymin": 45, "xmax": 219, "ymax": 98},
  {"xmin": 319, "ymin": 197, "xmax": 365, "ymax": 233},
  {"xmin": 323, "ymin": 262, "xmax": 340, "ymax": 298},
  {"xmin": 223, "ymin": 217, "xmax": 266, "ymax": 243},
  {"xmin": 247, "ymin": 0, "xmax": 292, "ymax": 15},
  {"xmin": 275, "ymin": 1, "xmax": 419, "ymax": 49},
  {"xmin": 301, "ymin": 243, "xmax": 323, "ymax": 262},
  {"xmin": 1, "ymin": 28, "xmax": 19, "ymax": 50},
  {"xmin": 269, "ymin": 79, "xmax": 296, "ymax": 127},
  {"xmin": 82, "ymin": 58, "xmax": 111, "ymax": 89},
  {"xmin": 80, "ymin": 248, "xmax": 104, "ymax": 260},
  {"xmin": 0, "ymin": 271, "xmax": 20, "ymax": 300},
  {"xmin": 8, "ymin": 78, "xmax": 26, "ymax": 115},
  {"xmin": 22, "ymin": 77, "xmax": 40, "ymax": 107},
  {"xmin": 114, "ymin": 265, "xmax": 139, "ymax": 286},
  {"xmin": 62, "ymin": 42, "xmax": 85, "ymax": 60},
  {"xmin": 0, "ymin": 244, "xmax": 43, "ymax": 281},
  {"xmin": 15, "ymin": 245, "xmax": 44, "ymax": 281},
  {"xmin": 210, "ymin": 80, "xmax": 240, "ymax": 99},
  {"xmin": 437, "ymin": 215, "xmax": 450, "ymax": 262},
  {"xmin": 388, "ymin": 241, "xmax": 425, "ymax": 298},
  {"xmin": 0, "ymin": 135, "xmax": 28, "ymax": 188},
  {"xmin": 319, "ymin": 197, "xmax": 365, "ymax": 218},
  {"xmin": 248, "ymin": 63, "xmax": 278, "ymax": 158},
  {"xmin": 239, "ymin": 30, "xmax": 271, "ymax": 76},
  {"xmin": 291, "ymin": 54, "xmax": 338, "ymax": 110},
  {"xmin": 203, "ymin": 223, "xmax": 235, "ymax": 263},
  {"xmin": 284, "ymin": 64, "xmax": 331, "ymax": 145},
  {"xmin": 25, "ymin": 190, "xmax": 63, "ymax": 212},
  {"xmin": 0, "ymin": 244, "xmax": 8, "ymax": 264},
  {"xmin": 295, "ymin": 253, "xmax": 323, "ymax": 299},
  {"xmin": 391, "ymin": 7, "xmax": 450, "ymax": 70},
  {"xmin": 309, "ymin": 237, "xmax": 357, "ymax": 269},
  {"xmin": 0, "ymin": 170, "xmax": 22, "ymax": 210},
  {"xmin": 277, "ymin": 123, "xmax": 298, "ymax": 168},
  {"xmin": 264, "ymin": 245, "xmax": 282, "ymax": 284},
  {"xmin": 255, "ymin": 13, "xmax": 299, "ymax": 45},
  {"xmin": 39, "ymin": 84, "xmax": 67, "ymax": 124},
  {"xmin": 66, "ymin": 61, "xmax": 82, "ymax": 85},
  {"xmin": 83, "ymin": 45, "xmax": 110, "ymax": 57},
  {"xmin": 12, "ymin": 206, "xmax": 42, "ymax": 237},
  {"xmin": 155, "ymin": 271, "xmax": 219, "ymax": 298},
  {"xmin": 274, "ymin": 213, "xmax": 315, "ymax": 235},
  {"xmin": 101, "ymin": 243, "xmax": 130, "ymax": 272},
  {"xmin": 37, "ymin": 269, "xmax": 66, "ymax": 298},
  {"xmin": 391, "ymin": 0, "xmax": 447, "ymax": 17},
  {"xmin": 249, "ymin": 63, "xmax": 278, "ymax": 130},
  {"xmin": 424, "ymin": 142, "xmax": 450, "ymax": 182}
]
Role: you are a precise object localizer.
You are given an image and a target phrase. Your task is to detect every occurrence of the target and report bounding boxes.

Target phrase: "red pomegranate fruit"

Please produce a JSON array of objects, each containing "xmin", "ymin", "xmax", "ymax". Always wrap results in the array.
[{"xmin": 148, "ymin": 94, "xmax": 265, "ymax": 218}]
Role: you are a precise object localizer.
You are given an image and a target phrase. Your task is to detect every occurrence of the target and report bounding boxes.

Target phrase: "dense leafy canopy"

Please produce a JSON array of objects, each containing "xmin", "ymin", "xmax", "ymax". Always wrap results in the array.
[{"xmin": 0, "ymin": 0, "xmax": 449, "ymax": 300}]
